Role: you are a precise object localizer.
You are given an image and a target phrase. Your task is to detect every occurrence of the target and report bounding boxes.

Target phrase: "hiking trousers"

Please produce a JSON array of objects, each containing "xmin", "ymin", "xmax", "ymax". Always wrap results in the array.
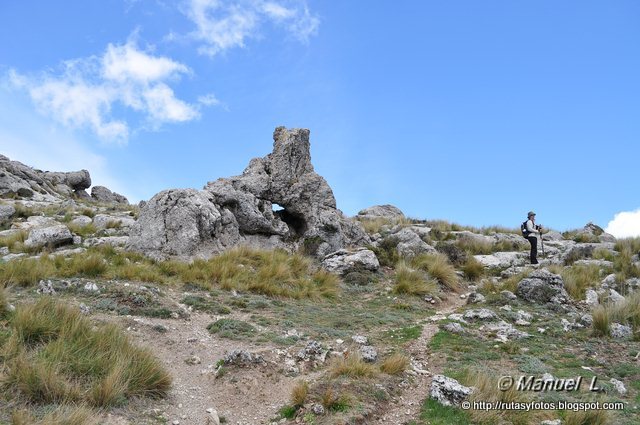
[{"xmin": 527, "ymin": 236, "xmax": 538, "ymax": 264}]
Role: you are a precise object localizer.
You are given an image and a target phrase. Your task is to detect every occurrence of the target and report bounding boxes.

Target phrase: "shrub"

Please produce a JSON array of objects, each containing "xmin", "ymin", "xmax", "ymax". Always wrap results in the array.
[
  {"xmin": 379, "ymin": 353, "xmax": 409, "ymax": 375},
  {"xmin": 11, "ymin": 405, "xmax": 95, "ymax": 425},
  {"xmin": 329, "ymin": 354, "xmax": 378, "ymax": 378},
  {"xmin": 0, "ymin": 285, "xmax": 9, "ymax": 318},
  {"xmin": 436, "ymin": 242, "xmax": 468, "ymax": 266},
  {"xmin": 207, "ymin": 319, "xmax": 256, "ymax": 339},
  {"xmin": 564, "ymin": 409, "xmax": 609, "ymax": 425},
  {"xmin": 321, "ymin": 387, "xmax": 353, "ymax": 412},
  {"xmin": 67, "ymin": 223, "xmax": 98, "ymax": 238},
  {"xmin": 393, "ymin": 261, "xmax": 437, "ymax": 296},
  {"xmin": 368, "ymin": 237, "xmax": 400, "ymax": 267}
]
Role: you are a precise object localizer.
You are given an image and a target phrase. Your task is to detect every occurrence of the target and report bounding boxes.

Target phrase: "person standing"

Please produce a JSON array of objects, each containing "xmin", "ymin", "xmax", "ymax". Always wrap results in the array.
[{"xmin": 525, "ymin": 211, "xmax": 542, "ymax": 264}]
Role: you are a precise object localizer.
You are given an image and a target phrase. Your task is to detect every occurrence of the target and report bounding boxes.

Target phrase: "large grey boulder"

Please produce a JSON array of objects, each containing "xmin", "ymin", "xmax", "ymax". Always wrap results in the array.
[
  {"xmin": 381, "ymin": 227, "xmax": 436, "ymax": 258},
  {"xmin": 322, "ymin": 248, "xmax": 379, "ymax": 275},
  {"xmin": 430, "ymin": 375, "xmax": 472, "ymax": 407},
  {"xmin": 356, "ymin": 204, "xmax": 405, "ymax": 221},
  {"xmin": 130, "ymin": 127, "xmax": 369, "ymax": 259},
  {"xmin": 516, "ymin": 269, "xmax": 570, "ymax": 304},
  {"xmin": 474, "ymin": 252, "xmax": 526, "ymax": 269},
  {"xmin": 24, "ymin": 225, "xmax": 73, "ymax": 249},
  {"xmin": 574, "ymin": 222, "xmax": 616, "ymax": 243},
  {"xmin": 91, "ymin": 186, "xmax": 128, "ymax": 204}
]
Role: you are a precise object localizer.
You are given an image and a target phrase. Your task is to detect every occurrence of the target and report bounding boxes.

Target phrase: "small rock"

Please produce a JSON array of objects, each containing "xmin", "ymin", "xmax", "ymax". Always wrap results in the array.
[
  {"xmin": 311, "ymin": 404, "xmax": 325, "ymax": 415},
  {"xmin": 610, "ymin": 323, "xmax": 632, "ymax": 339},
  {"xmin": 441, "ymin": 322, "xmax": 466, "ymax": 334},
  {"xmin": 541, "ymin": 420, "xmax": 562, "ymax": 425},
  {"xmin": 360, "ymin": 345, "xmax": 378, "ymax": 362},
  {"xmin": 466, "ymin": 292, "xmax": 485, "ymax": 304},
  {"xmin": 352, "ymin": 335, "xmax": 368, "ymax": 345},
  {"xmin": 610, "ymin": 378, "xmax": 627, "ymax": 395},
  {"xmin": 37, "ymin": 280, "xmax": 56, "ymax": 295},
  {"xmin": 463, "ymin": 308, "xmax": 498, "ymax": 321},
  {"xmin": 185, "ymin": 355, "xmax": 202, "ymax": 365},
  {"xmin": 429, "ymin": 375, "xmax": 472, "ymax": 407},
  {"xmin": 79, "ymin": 303, "xmax": 91, "ymax": 314},
  {"xmin": 585, "ymin": 289, "xmax": 599, "ymax": 306},
  {"xmin": 501, "ymin": 290, "xmax": 517, "ymax": 301},
  {"xmin": 83, "ymin": 282, "xmax": 99, "ymax": 293}
]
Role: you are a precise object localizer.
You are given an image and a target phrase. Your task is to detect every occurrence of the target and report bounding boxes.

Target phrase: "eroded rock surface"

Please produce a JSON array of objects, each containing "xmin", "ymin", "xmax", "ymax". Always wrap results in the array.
[{"xmin": 129, "ymin": 127, "xmax": 369, "ymax": 259}]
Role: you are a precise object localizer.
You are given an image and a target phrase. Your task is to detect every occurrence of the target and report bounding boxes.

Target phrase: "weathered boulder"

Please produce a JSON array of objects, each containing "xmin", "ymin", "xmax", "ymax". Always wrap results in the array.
[
  {"xmin": 93, "ymin": 214, "xmax": 135, "ymax": 229},
  {"xmin": 610, "ymin": 323, "xmax": 632, "ymax": 339},
  {"xmin": 24, "ymin": 225, "xmax": 73, "ymax": 249},
  {"xmin": 91, "ymin": 185, "xmax": 129, "ymax": 204},
  {"xmin": 69, "ymin": 215, "xmax": 93, "ymax": 227},
  {"xmin": 130, "ymin": 127, "xmax": 369, "ymax": 259},
  {"xmin": 128, "ymin": 189, "xmax": 239, "ymax": 260},
  {"xmin": 516, "ymin": 269, "xmax": 569, "ymax": 305},
  {"xmin": 574, "ymin": 222, "xmax": 616, "ymax": 243},
  {"xmin": 385, "ymin": 227, "xmax": 436, "ymax": 258},
  {"xmin": 322, "ymin": 248, "xmax": 379, "ymax": 275},
  {"xmin": 463, "ymin": 308, "xmax": 499, "ymax": 321},
  {"xmin": 356, "ymin": 204, "xmax": 405, "ymax": 221},
  {"xmin": 482, "ymin": 320, "xmax": 530, "ymax": 341},
  {"xmin": 430, "ymin": 375, "xmax": 472, "ymax": 407}
]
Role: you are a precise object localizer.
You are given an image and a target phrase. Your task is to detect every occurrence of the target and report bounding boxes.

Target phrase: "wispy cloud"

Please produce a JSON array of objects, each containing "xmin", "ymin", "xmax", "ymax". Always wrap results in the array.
[
  {"xmin": 606, "ymin": 208, "xmax": 640, "ymax": 238},
  {"xmin": 8, "ymin": 40, "xmax": 201, "ymax": 143},
  {"xmin": 184, "ymin": 0, "xmax": 320, "ymax": 57}
]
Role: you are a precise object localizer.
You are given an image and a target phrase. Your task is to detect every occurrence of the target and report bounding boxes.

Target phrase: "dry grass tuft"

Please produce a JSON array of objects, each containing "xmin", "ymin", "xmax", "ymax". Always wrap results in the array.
[
  {"xmin": 379, "ymin": 353, "xmax": 409, "ymax": 375},
  {"xmin": 561, "ymin": 265, "xmax": 600, "ymax": 300},
  {"xmin": 462, "ymin": 256, "xmax": 484, "ymax": 281},
  {"xmin": 393, "ymin": 261, "xmax": 438, "ymax": 296},
  {"xmin": 591, "ymin": 305, "xmax": 611, "ymax": 337},
  {"xmin": 2, "ymin": 298, "xmax": 171, "ymax": 410},
  {"xmin": 564, "ymin": 409, "xmax": 610, "ymax": 425},
  {"xmin": 329, "ymin": 353, "xmax": 378, "ymax": 378},
  {"xmin": 11, "ymin": 405, "xmax": 96, "ymax": 425},
  {"xmin": 409, "ymin": 253, "xmax": 460, "ymax": 291},
  {"xmin": 290, "ymin": 380, "xmax": 309, "ymax": 407}
]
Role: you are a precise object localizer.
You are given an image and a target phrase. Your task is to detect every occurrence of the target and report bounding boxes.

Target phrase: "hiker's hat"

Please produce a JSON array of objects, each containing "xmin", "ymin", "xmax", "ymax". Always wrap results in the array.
[{"xmin": 528, "ymin": 211, "xmax": 536, "ymax": 218}]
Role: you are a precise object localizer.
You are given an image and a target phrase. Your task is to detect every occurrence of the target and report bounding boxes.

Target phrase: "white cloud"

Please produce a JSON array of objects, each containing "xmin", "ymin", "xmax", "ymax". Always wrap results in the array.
[
  {"xmin": 184, "ymin": 0, "xmax": 319, "ymax": 57},
  {"xmin": 197, "ymin": 93, "xmax": 221, "ymax": 106},
  {"xmin": 7, "ymin": 41, "xmax": 201, "ymax": 143},
  {"xmin": 605, "ymin": 209, "xmax": 640, "ymax": 238}
]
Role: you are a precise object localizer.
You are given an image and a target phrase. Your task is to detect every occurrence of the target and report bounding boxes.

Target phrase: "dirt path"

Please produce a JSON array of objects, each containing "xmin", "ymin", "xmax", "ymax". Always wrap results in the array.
[{"xmin": 372, "ymin": 295, "xmax": 467, "ymax": 424}]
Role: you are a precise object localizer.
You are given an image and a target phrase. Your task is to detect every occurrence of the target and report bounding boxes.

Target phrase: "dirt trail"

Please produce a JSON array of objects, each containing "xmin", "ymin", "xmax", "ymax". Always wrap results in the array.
[{"xmin": 372, "ymin": 295, "xmax": 467, "ymax": 424}]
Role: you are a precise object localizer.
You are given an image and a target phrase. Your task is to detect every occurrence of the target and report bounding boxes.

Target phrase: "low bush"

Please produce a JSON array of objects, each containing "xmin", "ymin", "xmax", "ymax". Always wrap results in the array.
[
  {"xmin": 393, "ymin": 261, "xmax": 437, "ymax": 296},
  {"xmin": 409, "ymin": 253, "xmax": 460, "ymax": 291},
  {"xmin": 329, "ymin": 353, "xmax": 378, "ymax": 378},
  {"xmin": 379, "ymin": 353, "xmax": 409, "ymax": 375}
]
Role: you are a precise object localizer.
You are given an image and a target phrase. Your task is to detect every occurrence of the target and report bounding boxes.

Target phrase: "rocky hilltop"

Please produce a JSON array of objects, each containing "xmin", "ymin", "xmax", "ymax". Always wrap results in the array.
[
  {"xmin": 128, "ymin": 127, "xmax": 368, "ymax": 260},
  {"xmin": 0, "ymin": 127, "xmax": 638, "ymax": 425}
]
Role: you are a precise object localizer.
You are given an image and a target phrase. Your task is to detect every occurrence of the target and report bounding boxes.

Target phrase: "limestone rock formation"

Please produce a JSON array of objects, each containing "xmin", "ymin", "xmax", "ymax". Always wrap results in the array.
[
  {"xmin": 129, "ymin": 127, "xmax": 369, "ymax": 259},
  {"xmin": 430, "ymin": 375, "xmax": 472, "ymax": 407},
  {"xmin": 91, "ymin": 186, "xmax": 129, "ymax": 204},
  {"xmin": 321, "ymin": 248, "xmax": 379, "ymax": 275}
]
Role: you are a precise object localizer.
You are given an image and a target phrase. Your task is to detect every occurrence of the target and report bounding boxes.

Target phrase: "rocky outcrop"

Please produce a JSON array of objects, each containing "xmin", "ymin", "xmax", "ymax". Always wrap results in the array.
[
  {"xmin": 0, "ymin": 154, "xmax": 123, "ymax": 204},
  {"xmin": 322, "ymin": 248, "xmax": 379, "ymax": 275},
  {"xmin": 129, "ymin": 127, "xmax": 369, "ymax": 259},
  {"xmin": 24, "ymin": 225, "xmax": 73, "ymax": 249},
  {"xmin": 91, "ymin": 186, "xmax": 128, "ymax": 204},
  {"xmin": 356, "ymin": 204, "xmax": 405, "ymax": 220}
]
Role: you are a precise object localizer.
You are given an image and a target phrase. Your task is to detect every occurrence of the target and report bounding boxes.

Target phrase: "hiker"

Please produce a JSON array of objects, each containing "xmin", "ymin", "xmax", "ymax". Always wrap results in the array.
[{"xmin": 524, "ymin": 211, "xmax": 542, "ymax": 264}]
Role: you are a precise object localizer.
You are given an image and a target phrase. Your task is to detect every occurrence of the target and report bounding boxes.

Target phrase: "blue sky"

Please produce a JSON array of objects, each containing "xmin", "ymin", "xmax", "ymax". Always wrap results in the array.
[{"xmin": 1, "ymin": 1, "xmax": 639, "ymax": 236}]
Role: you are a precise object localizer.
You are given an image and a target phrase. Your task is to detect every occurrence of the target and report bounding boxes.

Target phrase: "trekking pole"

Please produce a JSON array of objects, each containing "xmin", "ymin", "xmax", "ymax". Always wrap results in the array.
[{"xmin": 539, "ymin": 227, "xmax": 545, "ymax": 257}]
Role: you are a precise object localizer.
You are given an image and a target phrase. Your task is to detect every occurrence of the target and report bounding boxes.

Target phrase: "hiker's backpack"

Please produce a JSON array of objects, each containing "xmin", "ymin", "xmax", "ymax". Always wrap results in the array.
[{"xmin": 521, "ymin": 221, "xmax": 530, "ymax": 239}]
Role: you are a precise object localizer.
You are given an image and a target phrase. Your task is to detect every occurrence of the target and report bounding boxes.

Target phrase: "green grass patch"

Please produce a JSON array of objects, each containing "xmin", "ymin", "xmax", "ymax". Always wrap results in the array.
[{"xmin": 207, "ymin": 318, "xmax": 256, "ymax": 339}]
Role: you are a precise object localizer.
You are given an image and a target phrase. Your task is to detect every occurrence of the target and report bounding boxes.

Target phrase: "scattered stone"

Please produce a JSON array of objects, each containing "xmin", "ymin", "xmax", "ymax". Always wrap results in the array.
[
  {"xmin": 83, "ymin": 282, "xmax": 99, "ymax": 293},
  {"xmin": 311, "ymin": 404, "xmax": 325, "ymax": 415},
  {"xmin": 430, "ymin": 375, "xmax": 472, "ymax": 407},
  {"xmin": 297, "ymin": 341, "xmax": 326, "ymax": 363},
  {"xmin": 0, "ymin": 247, "xmax": 8, "ymax": 256},
  {"xmin": 360, "ymin": 345, "xmax": 378, "ymax": 362},
  {"xmin": 474, "ymin": 252, "xmax": 525, "ymax": 269},
  {"xmin": 463, "ymin": 308, "xmax": 498, "ymax": 321},
  {"xmin": 351, "ymin": 335, "xmax": 368, "ymax": 345},
  {"xmin": 483, "ymin": 320, "xmax": 530, "ymax": 341},
  {"xmin": 501, "ymin": 290, "xmax": 517, "ymax": 301},
  {"xmin": 466, "ymin": 292, "xmax": 485, "ymax": 304},
  {"xmin": 441, "ymin": 322, "xmax": 466, "ymax": 334},
  {"xmin": 578, "ymin": 314, "xmax": 593, "ymax": 327},
  {"xmin": 223, "ymin": 349, "xmax": 264, "ymax": 366},
  {"xmin": 610, "ymin": 378, "xmax": 627, "ymax": 395},
  {"xmin": 185, "ymin": 355, "xmax": 202, "ymax": 365},
  {"xmin": 540, "ymin": 420, "xmax": 562, "ymax": 425},
  {"xmin": 585, "ymin": 289, "xmax": 599, "ymax": 306},
  {"xmin": 322, "ymin": 248, "xmax": 379, "ymax": 275},
  {"xmin": 610, "ymin": 323, "xmax": 632, "ymax": 339},
  {"xmin": 205, "ymin": 409, "xmax": 220, "ymax": 425},
  {"xmin": 601, "ymin": 274, "xmax": 617, "ymax": 288},
  {"xmin": 84, "ymin": 236, "xmax": 129, "ymax": 247},
  {"xmin": 37, "ymin": 280, "xmax": 56, "ymax": 295},
  {"xmin": 607, "ymin": 289, "xmax": 625, "ymax": 304},
  {"xmin": 79, "ymin": 303, "xmax": 91, "ymax": 314}
]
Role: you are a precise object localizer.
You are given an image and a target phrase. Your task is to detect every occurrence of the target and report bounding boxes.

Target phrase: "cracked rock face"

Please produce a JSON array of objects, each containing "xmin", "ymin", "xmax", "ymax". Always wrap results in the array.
[{"xmin": 129, "ymin": 127, "xmax": 369, "ymax": 259}]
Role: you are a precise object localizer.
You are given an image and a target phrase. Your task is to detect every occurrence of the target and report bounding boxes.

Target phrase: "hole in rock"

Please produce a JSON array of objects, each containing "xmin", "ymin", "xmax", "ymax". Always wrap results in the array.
[{"xmin": 274, "ymin": 207, "xmax": 307, "ymax": 236}]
